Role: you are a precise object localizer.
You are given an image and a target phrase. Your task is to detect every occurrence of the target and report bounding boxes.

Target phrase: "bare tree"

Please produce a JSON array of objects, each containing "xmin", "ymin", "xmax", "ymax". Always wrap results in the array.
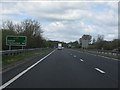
[
  {"xmin": 82, "ymin": 34, "xmax": 92, "ymax": 43},
  {"xmin": 21, "ymin": 19, "xmax": 43, "ymax": 37},
  {"xmin": 2, "ymin": 20, "xmax": 14, "ymax": 31},
  {"xmin": 96, "ymin": 34, "xmax": 104, "ymax": 43},
  {"xmin": 20, "ymin": 19, "xmax": 44, "ymax": 48},
  {"xmin": 14, "ymin": 24, "xmax": 23, "ymax": 34},
  {"xmin": 79, "ymin": 38, "xmax": 82, "ymax": 45},
  {"xmin": 92, "ymin": 38, "xmax": 96, "ymax": 44},
  {"xmin": 2, "ymin": 19, "xmax": 45, "ymax": 49}
]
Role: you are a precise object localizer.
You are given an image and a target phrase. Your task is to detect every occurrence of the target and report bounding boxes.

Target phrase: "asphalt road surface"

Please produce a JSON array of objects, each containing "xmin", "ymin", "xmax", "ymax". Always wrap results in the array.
[{"xmin": 1, "ymin": 48, "xmax": 119, "ymax": 88}]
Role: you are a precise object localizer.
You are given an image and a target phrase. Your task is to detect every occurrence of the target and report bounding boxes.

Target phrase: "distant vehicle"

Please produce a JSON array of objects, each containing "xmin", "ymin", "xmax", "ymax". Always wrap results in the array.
[
  {"xmin": 68, "ymin": 44, "xmax": 71, "ymax": 48},
  {"xmin": 58, "ymin": 43, "xmax": 62, "ymax": 50}
]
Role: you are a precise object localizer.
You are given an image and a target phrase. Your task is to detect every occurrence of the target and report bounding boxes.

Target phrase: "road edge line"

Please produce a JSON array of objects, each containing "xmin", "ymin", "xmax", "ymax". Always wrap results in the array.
[
  {"xmin": 0, "ymin": 49, "xmax": 56, "ymax": 89},
  {"xmin": 70, "ymin": 49, "xmax": 119, "ymax": 61}
]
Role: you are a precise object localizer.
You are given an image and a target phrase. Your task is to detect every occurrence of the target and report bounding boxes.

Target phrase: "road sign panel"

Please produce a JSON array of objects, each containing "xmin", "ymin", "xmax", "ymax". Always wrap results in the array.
[
  {"xmin": 6, "ymin": 36, "xmax": 27, "ymax": 46},
  {"xmin": 81, "ymin": 39, "xmax": 89, "ymax": 48}
]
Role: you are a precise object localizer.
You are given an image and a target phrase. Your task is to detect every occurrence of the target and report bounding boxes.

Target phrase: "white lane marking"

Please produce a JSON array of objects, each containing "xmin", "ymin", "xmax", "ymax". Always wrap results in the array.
[
  {"xmin": 95, "ymin": 68, "xmax": 105, "ymax": 74},
  {"xmin": 0, "ymin": 49, "xmax": 56, "ymax": 89},
  {"xmin": 74, "ymin": 55, "xmax": 76, "ymax": 57},
  {"xmin": 80, "ymin": 59, "xmax": 84, "ymax": 62},
  {"xmin": 70, "ymin": 54, "xmax": 72, "ymax": 55}
]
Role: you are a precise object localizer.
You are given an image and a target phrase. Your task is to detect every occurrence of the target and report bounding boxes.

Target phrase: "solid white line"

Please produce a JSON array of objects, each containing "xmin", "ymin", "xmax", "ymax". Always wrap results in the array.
[
  {"xmin": 98, "ymin": 55, "xmax": 119, "ymax": 61},
  {"xmin": 0, "ymin": 49, "xmax": 56, "ymax": 89},
  {"xmin": 70, "ymin": 49, "xmax": 119, "ymax": 61},
  {"xmin": 87, "ymin": 52, "xmax": 120, "ymax": 61},
  {"xmin": 95, "ymin": 68, "xmax": 105, "ymax": 74}
]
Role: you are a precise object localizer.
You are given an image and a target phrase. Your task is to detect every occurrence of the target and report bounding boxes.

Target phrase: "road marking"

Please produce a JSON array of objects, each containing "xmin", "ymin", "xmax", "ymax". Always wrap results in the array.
[
  {"xmin": 98, "ymin": 55, "xmax": 119, "ymax": 61},
  {"xmin": 95, "ymin": 68, "xmax": 105, "ymax": 74},
  {"xmin": 87, "ymin": 53, "xmax": 96, "ymax": 56},
  {"xmin": 69, "ymin": 49, "xmax": 119, "ymax": 61},
  {"xmin": 80, "ymin": 59, "xmax": 84, "ymax": 62},
  {"xmin": 0, "ymin": 49, "xmax": 56, "ymax": 89},
  {"xmin": 101, "ymin": 56, "xmax": 105, "ymax": 58},
  {"xmin": 87, "ymin": 52, "xmax": 119, "ymax": 61},
  {"xmin": 74, "ymin": 55, "xmax": 76, "ymax": 57}
]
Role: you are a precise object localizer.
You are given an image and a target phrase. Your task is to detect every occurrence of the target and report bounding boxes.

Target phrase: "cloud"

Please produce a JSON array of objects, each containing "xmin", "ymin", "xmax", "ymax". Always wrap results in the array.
[{"xmin": 1, "ymin": 1, "xmax": 118, "ymax": 42}]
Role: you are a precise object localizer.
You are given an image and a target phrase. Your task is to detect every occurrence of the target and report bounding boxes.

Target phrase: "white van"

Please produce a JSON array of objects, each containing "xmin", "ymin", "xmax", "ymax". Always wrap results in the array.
[{"xmin": 58, "ymin": 43, "xmax": 62, "ymax": 50}]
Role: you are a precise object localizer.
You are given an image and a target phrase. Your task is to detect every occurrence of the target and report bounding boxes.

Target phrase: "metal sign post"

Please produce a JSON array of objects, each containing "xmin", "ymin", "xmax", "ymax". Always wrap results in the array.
[
  {"xmin": 22, "ymin": 46, "xmax": 24, "ymax": 50},
  {"xmin": 9, "ymin": 45, "xmax": 11, "ymax": 50}
]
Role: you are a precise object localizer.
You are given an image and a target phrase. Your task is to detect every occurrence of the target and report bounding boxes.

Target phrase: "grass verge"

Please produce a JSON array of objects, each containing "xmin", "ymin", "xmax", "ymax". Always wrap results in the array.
[{"xmin": 2, "ymin": 48, "xmax": 53, "ymax": 66}]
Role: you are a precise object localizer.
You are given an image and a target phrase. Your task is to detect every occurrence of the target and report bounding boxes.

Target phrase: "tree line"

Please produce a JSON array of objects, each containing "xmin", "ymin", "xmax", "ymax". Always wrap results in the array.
[
  {"xmin": 2, "ymin": 19, "xmax": 46, "ymax": 50},
  {"xmin": 1, "ymin": 19, "xmax": 119, "ymax": 51},
  {"xmin": 1, "ymin": 19, "xmax": 68, "ymax": 50},
  {"xmin": 66, "ymin": 34, "xmax": 119, "ymax": 52},
  {"xmin": 77, "ymin": 34, "xmax": 120, "ymax": 51}
]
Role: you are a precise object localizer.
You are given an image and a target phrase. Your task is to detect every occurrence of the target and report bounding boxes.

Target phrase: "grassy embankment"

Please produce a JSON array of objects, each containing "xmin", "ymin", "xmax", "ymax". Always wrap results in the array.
[{"xmin": 2, "ymin": 48, "xmax": 54, "ymax": 66}]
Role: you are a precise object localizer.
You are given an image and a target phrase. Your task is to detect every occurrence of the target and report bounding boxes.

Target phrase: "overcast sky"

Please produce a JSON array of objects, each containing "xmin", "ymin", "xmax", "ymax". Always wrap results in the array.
[{"xmin": 0, "ymin": 1, "xmax": 119, "ymax": 43}]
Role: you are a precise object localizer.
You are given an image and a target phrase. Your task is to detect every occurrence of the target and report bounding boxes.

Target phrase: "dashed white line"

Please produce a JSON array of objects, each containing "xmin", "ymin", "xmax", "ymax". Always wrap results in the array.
[
  {"xmin": 95, "ymin": 68, "xmax": 105, "ymax": 74},
  {"xmin": 74, "ymin": 55, "xmax": 76, "ymax": 57},
  {"xmin": 0, "ymin": 49, "xmax": 56, "ymax": 89},
  {"xmin": 80, "ymin": 59, "xmax": 84, "ymax": 62}
]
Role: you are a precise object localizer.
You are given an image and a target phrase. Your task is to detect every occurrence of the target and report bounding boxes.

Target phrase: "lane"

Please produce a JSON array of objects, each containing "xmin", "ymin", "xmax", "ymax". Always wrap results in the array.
[
  {"xmin": 1, "ymin": 50, "xmax": 55, "ymax": 89},
  {"xmin": 2, "ymin": 49, "xmax": 55, "ymax": 85},
  {"xmin": 3, "ymin": 48, "xmax": 117, "ymax": 88},
  {"xmin": 67, "ymin": 49, "xmax": 118, "ymax": 84}
]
